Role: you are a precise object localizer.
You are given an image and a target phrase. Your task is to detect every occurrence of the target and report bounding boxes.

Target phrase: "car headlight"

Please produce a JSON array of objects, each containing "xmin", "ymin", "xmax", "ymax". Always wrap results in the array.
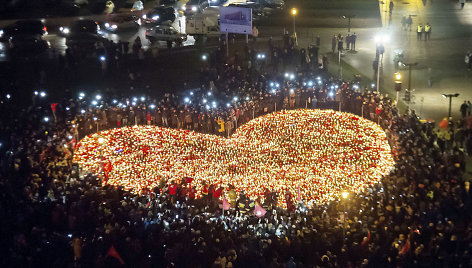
[
  {"xmin": 0, "ymin": 29, "xmax": 4, "ymax": 37},
  {"xmin": 152, "ymin": 15, "xmax": 159, "ymax": 20},
  {"xmin": 191, "ymin": 6, "xmax": 197, "ymax": 11},
  {"xmin": 111, "ymin": 24, "xmax": 118, "ymax": 29},
  {"xmin": 142, "ymin": 14, "xmax": 147, "ymax": 19},
  {"xmin": 105, "ymin": 23, "xmax": 110, "ymax": 28},
  {"xmin": 60, "ymin": 27, "xmax": 70, "ymax": 34}
]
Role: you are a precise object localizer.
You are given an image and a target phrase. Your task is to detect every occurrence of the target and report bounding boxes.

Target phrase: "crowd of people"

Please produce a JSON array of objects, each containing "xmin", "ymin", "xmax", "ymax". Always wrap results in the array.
[{"xmin": 1, "ymin": 49, "xmax": 472, "ymax": 268}]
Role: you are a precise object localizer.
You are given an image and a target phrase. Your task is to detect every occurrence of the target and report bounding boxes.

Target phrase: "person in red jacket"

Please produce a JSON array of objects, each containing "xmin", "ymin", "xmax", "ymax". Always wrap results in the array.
[
  {"xmin": 168, "ymin": 181, "xmax": 177, "ymax": 204},
  {"xmin": 202, "ymin": 181, "xmax": 209, "ymax": 198},
  {"xmin": 180, "ymin": 184, "xmax": 188, "ymax": 200},
  {"xmin": 188, "ymin": 187, "xmax": 196, "ymax": 201},
  {"xmin": 213, "ymin": 187, "xmax": 223, "ymax": 199},
  {"xmin": 208, "ymin": 184, "xmax": 215, "ymax": 203},
  {"xmin": 285, "ymin": 189, "xmax": 295, "ymax": 213}
]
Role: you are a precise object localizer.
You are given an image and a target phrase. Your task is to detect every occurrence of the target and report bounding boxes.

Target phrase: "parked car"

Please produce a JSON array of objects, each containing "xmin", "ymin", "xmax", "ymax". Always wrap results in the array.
[
  {"xmin": 0, "ymin": 20, "xmax": 47, "ymax": 41},
  {"xmin": 160, "ymin": 0, "xmax": 178, "ymax": 7},
  {"xmin": 66, "ymin": 32, "xmax": 106, "ymax": 49},
  {"xmin": 118, "ymin": 0, "xmax": 144, "ymax": 12},
  {"xmin": 142, "ymin": 6, "xmax": 176, "ymax": 25},
  {"xmin": 228, "ymin": 2, "xmax": 271, "ymax": 20},
  {"xmin": 102, "ymin": 15, "xmax": 141, "ymax": 32},
  {"xmin": 145, "ymin": 25, "xmax": 186, "ymax": 44},
  {"xmin": 59, "ymin": 19, "xmax": 100, "ymax": 37},
  {"xmin": 260, "ymin": 0, "xmax": 284, "ymax": 10},
  {"xmin": 8, "ymin": 35, "xmax": 49, "ymax": 55}
]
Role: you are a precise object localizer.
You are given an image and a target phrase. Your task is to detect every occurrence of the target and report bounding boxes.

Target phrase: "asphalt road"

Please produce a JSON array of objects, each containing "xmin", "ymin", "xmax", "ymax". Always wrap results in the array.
[
  {"xmin": 2, "ymin": 0, "xmax": 469, "ymax": 124},
  {"xmin": 251, "ymin": 0, "xmax": 472, "ymax": 123},
  {"xmin": 323, "ymin": 0, "xmax": 472, "ymax": 122},
  {"xmin": 0, "ymin": 12, "xmax": 195, "ymax": 61}
]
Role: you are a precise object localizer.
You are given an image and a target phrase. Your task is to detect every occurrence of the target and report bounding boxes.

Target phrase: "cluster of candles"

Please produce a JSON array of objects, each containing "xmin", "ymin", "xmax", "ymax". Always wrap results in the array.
[{"xmin": 73, "ymin": 109, "xmax": 395, "ymax": 207}]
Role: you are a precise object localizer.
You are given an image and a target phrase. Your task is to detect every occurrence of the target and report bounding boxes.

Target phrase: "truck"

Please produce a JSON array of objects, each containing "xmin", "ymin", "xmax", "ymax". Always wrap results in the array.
[{"xmin": 185, "ymin": 7, "xmax": 222, "ymax": 43}]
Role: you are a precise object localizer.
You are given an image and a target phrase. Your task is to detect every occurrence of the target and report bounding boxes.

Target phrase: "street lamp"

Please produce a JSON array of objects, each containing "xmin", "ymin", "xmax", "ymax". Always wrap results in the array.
[
  {"xmin": 442, "ymin": 93, "xmax": 460, "ymax": 120},
  {"xmin": 394, "ymin": 72, "xmax": 401, "ymax": 81},
  {"xmin": 291, "ymin": 8, "xmax": 298, "ymax": 46},
  {"xmin": 394, "ymin": 72, "xmax": 402, "ymax": 104},
  {"xmin": 341, "ymin": 191, "xmax": 349, "ymax": 243},
  {"xmin": 374, "ymin": 33, "xmax": 390, "ymax": 93},
  {"xmin": 342, "ymin": 15, "xmax": 355, "ymax": 33}
]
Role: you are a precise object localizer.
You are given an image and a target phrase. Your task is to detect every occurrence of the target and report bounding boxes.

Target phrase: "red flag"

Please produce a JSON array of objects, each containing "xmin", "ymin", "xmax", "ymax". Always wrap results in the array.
[
  {"xmin": 104, "ymin": 161, "xmax": 113, "ymax": 173},
  {"xmin": 50, "ymin": 103, "xmax": 59, "ymax": 112},
  {"xmin": 184, "ymin": 177, "xmax": 194, "ymax": 184},
  {"xmin": 222, "ymin": 198, "xmax": 230, "ymax": 210},
  {"xmin": 254, "ymin": 203, "xmax": 266, "ymax": 218},
  {"xmin": 107, "ymin": 245, "xmax": 124, "ymax": 265},
  {"xmin": 361, "ymin": 230, "xmax": 371, "ymax": 247},
  {"xmin": 399, "ymin": 235, "xmax": 411, "ymax": 255},
  {"xmin": 438, "ymin": 118, "xmax": 448, "ymax": 129}
]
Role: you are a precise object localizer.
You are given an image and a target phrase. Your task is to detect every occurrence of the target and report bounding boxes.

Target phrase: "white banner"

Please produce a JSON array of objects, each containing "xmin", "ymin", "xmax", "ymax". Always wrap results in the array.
[{"xmin": 219, "ymin": 6, "xmax": 252, "ymax": 35}]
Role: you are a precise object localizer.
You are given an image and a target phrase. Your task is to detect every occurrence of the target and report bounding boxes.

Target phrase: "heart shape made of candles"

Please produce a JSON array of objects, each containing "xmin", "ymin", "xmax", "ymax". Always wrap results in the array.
[{"xmin": 73, "ymin": 109, "xmax": 394, "ymax": 207}]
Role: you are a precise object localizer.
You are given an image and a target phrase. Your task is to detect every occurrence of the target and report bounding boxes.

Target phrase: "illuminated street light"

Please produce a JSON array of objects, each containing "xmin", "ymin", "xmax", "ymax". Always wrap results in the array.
[
  {"xmin": 442, "ymin": 93, "xmax": 460, "ymax": 120},
  {"xmin": 394, "ymin": 73, "xmax": 401, "ymax": 80},
  {"xmin": 394, "ymin": 72, "xmax": 402, "ymax": 103},
  {"xmin": 373, "ymin": 33, "xmax": 390, "ymax": 93},
  {"xmin": 291, "ymin": 8, "xmax": 298, "ymax": 46},
  {"xmin": 342, "ymin": 14, "xmax": 356, "ymax": 33}
]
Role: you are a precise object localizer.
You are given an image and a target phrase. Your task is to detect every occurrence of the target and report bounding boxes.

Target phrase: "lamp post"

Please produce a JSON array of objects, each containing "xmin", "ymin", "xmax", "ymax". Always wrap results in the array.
[
  {"xmin": 442, "ymin": 93, "xmax": 460, "ymax": 120},
  {"xmin": 403, "ymin": 62, "xmax": 418, "ymax": 93},
  {"xmin": 341, "ymin": 191, "xmax": 349, "ymax": 243},
  {"xmin": 342, "ymin": 15, "xmax": 355, "ymax": 33},
  {"xmin": 291, "ymin": 8, "xmax": 298, "ymax": 46},
  {"xmin": 394, "ymin": 72, "xmax": 401, "ymax": 104},
  {"xmin": 374, "ymin": 34, "xmax": 387, "ymax": 93}
]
